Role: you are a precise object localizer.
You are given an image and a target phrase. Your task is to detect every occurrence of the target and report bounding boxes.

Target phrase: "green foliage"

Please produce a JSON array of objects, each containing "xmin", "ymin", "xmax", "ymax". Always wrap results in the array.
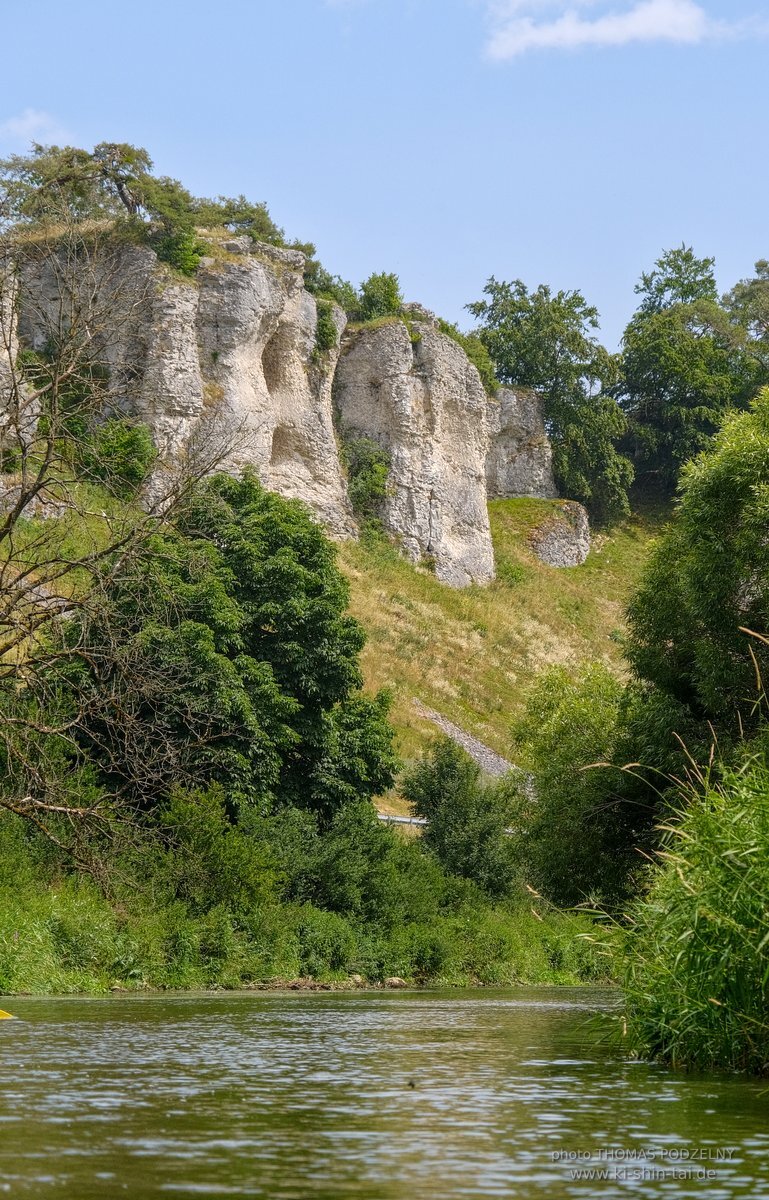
[
  {"xmin": 27, "ymin": 472, "xmax": 397, "ymax": 820},
  {"xmin": 193, "ymin": 194, "xmax": 284, "ymax": 244},
  {"xmin": 0, "ymin": 801, "xmax": 605, "ymax": 994},
  {"xmin": 402, "ymin": 739, "xmax": 520, "ymax": 899},
  {"xmin": 468, "ymin": 278, "xmax": 633, "ymax": 525},
  {"xmin": 626, "ymin": 389, "xmax": 769, "ymax": 731},
  {"xmin": 153, "ymin": 229, "xmax": 206, "ymax": 276},
  {"xmin": 619, "ymin": 298, "xmax": 760, "ymax": 489},
  {"xmin": 436, "ymin": 319, "xmax": 498, "ymax": 396},
  {"xmin": 0, "ymin": 141, "xmax": 153, "ymax": 224},
  {"xmin": 633, "ymin": 244, "xmax": 719, "ymax": 315},
  {"xmin": 303, "ymin": 259, "xmax": 359, "ymax": 313},
  {"xmin": 78, "ymin": 418, "xmax": 156, "ymax": 497},
  {"xmin": 358, "ymin": 272, "xmax": 403, "ymax": 322},
  {"xmin": 313, "ymin": 299, "xmax": 338, "ymax": 359},
  {"xmin": 511, "ymin": 665, "xmax": 648, "ymax": 906},
  {"xmin": 0, "ymin": 143, "xmax": 284, "ymax": 274},
  {"xmin": 617, "ymin": 245, "xmax": 767, "ymax": 490},
  {"xmin": 153, "ymin": 787, "xmax": 277, "ymax": 917},
  {"xmin": 341, "ymin": 436, "xmax": 391, "ymax": 527},
  {"xmin": 620, "ymin": 746, "xmax": 769, "ymax": 1074},
  {"xmin": 725, "ymin": 259, "xmax": 769, "ymax": 374}
]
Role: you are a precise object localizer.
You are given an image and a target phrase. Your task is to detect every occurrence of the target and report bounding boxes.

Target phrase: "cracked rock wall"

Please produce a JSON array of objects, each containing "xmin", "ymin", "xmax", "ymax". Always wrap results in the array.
[
  {"xmin": 6, "ymin": 236, "xmax": 569, "ymax": 585},
  {"xmin": 334, "ymin": 318, "xmax": 495, "ymax": 587}
]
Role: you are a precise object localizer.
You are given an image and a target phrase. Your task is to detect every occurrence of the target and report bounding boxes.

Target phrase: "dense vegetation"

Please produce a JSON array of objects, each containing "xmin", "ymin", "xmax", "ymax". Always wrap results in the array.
[
  {"xmin": 503, "ymin": 390, "xmax": 769, "ymax": 1073},
  {"xmin": 0, "ymin": 466, "xmax": 602, "ymax": 992},
  {"xmin": 5, "ymin": 141, "xmax": 769, "ymax": 1074}
]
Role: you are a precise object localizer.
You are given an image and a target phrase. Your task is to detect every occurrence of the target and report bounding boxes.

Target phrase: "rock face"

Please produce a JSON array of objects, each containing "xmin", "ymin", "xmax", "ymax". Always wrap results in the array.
[
  {"xmin": 529, "ymin": 501, "xmax": 591, "ymax": 567},
  {"xmin": 486, "ymin": 387, "xmax": 556, "ymax": 500},
  {"xmin": 15, "ymin": 238, "xmax": 356, "ymax": 538},
  {"xmin": 3, "ymin": 234, "xmax": 580, "ymax": 584},
  {"xmin": 334, "ymin": 319, "xmax": 495, "ymax": 587}
]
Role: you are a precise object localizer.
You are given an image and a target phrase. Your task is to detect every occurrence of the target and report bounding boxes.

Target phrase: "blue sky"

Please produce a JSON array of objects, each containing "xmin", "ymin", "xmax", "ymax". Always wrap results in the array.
[{"xmin": 1, "ymin": 0, "xmax": 766, "ymax": 346}]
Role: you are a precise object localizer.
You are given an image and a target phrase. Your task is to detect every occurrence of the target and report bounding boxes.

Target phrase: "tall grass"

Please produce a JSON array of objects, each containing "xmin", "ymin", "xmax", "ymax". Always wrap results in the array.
[{"xmin": 619, "ymin": 753, "xmax": 769, "ymax": 1074}]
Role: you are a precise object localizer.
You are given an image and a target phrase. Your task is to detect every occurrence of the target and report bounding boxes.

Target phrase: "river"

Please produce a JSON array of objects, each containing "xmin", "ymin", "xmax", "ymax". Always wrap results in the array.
[{"xmin": 1, "ymin": 988, "xmax": 768, "ymax": 1198}]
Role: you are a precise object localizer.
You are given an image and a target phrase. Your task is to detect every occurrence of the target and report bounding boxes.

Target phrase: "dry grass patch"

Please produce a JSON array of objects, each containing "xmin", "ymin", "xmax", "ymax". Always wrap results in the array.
[{"xmin": 338, "ymin": 499, "xmax": 664, "ymax": 767}]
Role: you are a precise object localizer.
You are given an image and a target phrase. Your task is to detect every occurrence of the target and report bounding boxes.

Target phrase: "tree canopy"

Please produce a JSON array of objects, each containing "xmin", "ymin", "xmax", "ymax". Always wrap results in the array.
[
  {"xmin": 625, "ymin": 387, "xmax": 769, "ymax": 729},
  {"xmin": 618, "ymin": 246, "xmax": 766, "ymax": 488},
  {"xmin": 467, "ymin": 278, "xmax": 633, "ymax": 524}
]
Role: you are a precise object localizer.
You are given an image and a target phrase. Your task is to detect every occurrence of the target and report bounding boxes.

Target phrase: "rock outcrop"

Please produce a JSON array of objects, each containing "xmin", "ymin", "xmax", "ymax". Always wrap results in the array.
[
  {"xmin": 4, "ymin": 234, "xmax": 584, "ymax": 584},
  {"xmin": 486, "ymin": 387, "xmax": 556, "ymax": 500},
  {"xmin": 15, "ymin": 238, "xmax": 356, "ymax": 538},
  {"xmin": 334, "ymin": 318, "xmax": 495, "ymax": 587},
  {"xmin": 529, "ymin": 501, "xmax": 591, "ymax": 567}
]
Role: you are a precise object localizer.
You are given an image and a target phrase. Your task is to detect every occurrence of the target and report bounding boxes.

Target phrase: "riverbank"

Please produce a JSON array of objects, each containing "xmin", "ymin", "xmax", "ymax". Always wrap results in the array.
[{"xmin": 0, "ymin": 865, "xmax": 608, "ymax": 997}]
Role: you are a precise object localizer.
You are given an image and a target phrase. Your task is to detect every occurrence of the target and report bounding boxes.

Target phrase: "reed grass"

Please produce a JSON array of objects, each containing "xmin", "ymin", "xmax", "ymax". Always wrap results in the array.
[{"xmin": 619, "ymin": 754, "xmax": 769, "ymax": 1074}]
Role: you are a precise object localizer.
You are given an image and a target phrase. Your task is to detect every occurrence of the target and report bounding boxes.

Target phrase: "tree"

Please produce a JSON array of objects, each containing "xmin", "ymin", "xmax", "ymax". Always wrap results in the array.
[
  {"xmin": 0, "ymin": 144, "xmax": 287, "ymax": 278},
  {"xmin": 633, "ymin": 244, "xmax": 718, "ymax": 315},
  {"xmin": 467, "ymin": 278, "xmax": 633, "ymax": 523},
  {"xmin": 625, "ymin": 388, "xmax": 769, "ymax": 732},
  {"xmin": 4, "ymin": 471, "xmax": 398, "ymax": 846},
  {"xmin": 511, "ymin": 665, "xmax": 646, "ymax": 905},
  {"xmin": 724, "ymin": 259, "xmax": 769, "ymax": 375},
  {"xmin": 0, "ymin": 191, "xmax": 247, "ymax": 853},
  {"xmin": 618, "ymin": 246, "xmax": 762, "ymax": 489},
  {"xmin": 358, "ymin": 272, "xmax": 403, "ymax": 322},
  {"xmin": 402, "ymin": 738, "xmax": 519, "ymax": 899}
]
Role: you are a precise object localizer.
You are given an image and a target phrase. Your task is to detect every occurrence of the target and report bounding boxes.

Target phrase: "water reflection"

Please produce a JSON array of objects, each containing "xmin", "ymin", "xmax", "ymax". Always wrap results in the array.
[{"xmin": 1, "ymin": 988, "xmax": 767, "ymax": 1198}]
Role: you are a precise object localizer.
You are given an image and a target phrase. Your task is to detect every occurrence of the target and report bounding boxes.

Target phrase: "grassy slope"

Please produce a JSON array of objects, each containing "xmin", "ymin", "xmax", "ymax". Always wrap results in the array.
[{"xmin": 339, "ymin": 498, "xmax": 663, "ymax": 785}]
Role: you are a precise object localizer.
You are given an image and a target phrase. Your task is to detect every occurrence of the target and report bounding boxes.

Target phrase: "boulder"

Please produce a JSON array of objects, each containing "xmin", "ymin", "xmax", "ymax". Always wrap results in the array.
[{"xmin": 530, "ymin": 501, "xmax": 590, "ymax": 567}]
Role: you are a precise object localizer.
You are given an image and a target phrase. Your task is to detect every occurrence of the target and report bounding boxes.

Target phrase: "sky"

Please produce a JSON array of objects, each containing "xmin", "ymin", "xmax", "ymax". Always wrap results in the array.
[{"xmin": 1, "ymin": 0, "xmax": 767, "ymax": 347}]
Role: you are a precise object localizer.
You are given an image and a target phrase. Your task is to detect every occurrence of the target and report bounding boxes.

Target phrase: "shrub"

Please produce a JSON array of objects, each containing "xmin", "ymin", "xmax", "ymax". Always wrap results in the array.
[
  {"xmin": 313, "ymin": 299, "xmax": 338, "ymax": 359},
  {"xmin": 626, "ymin": 388, "xmax": 769, "ymax": 732},
  {"xmin": 297, "ymin": 906, "xmax": 357, "ymax": 977},
  {"xmin": 358, "ymin": 272, "xmax": 403, "ymax": 322},
  {"xmin": 511, "ymin": 664, "xmax": 645, "ymax": 906},
  {"xmin": 304, "ymin": 260, "xmax": 359, "ymax": 313},
  {"xmin": 79, "ymin": 418, "xmax": 156, "ymax": 497},
  {"xmin": 342, "ymin": 435, "xmax": 391, "ymax": 527},
  {"xmin": 154, "ymin": 230, "xmax": 206, "ymax": 276}
]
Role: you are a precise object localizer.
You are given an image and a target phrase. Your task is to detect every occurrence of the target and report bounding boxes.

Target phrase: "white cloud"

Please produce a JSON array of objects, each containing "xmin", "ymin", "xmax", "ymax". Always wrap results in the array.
[
  {"xmin": 0, "ymin": 108, "xmax": 72, "ymax": 149},
  {"xmin": 486, "ymin": 0, "xmax": 744, "ymax": 58}
]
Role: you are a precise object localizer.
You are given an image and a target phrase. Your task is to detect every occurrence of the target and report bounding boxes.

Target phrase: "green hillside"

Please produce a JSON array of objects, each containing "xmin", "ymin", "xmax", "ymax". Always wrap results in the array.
[{"xmin": 339, "ymin": 498, "xmax": 664, "ymax": 767}]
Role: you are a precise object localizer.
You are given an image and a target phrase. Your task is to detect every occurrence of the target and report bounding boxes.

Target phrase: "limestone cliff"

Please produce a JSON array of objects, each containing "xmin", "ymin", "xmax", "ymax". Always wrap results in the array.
[
  {"xmin": 5, "ymin": 235, "xmax": 577, "ymax": 585},
  {"xmin": 16, "ymin": 237, "xmax": 356, "ymax": 538},
  {"xmin": 334, "ymin": 317, "xmax": 495, "ymax": 587},
  {"xmin": 486, "ymin": 387, "xmax": 556, "ymax": 501}
]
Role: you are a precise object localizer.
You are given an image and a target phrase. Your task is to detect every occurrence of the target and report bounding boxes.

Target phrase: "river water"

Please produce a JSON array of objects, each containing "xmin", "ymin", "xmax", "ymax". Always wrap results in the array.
[{"xmin": 1, "ymin": 988, "xmax": 768, "ymax": 1198}]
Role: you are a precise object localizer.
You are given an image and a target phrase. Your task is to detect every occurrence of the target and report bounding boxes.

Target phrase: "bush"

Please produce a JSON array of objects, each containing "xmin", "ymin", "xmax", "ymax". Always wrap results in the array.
[
  {"xmin": 153, "ymin": 787, "xmax": 278, "ymax": 917},
  {"xmin": 342, "ymin": 435, "xmax": 391, "ymax": 527},
  {"xmin": 304, "ymin": 260, "xmax": 359, "ymax": 313},
  {"xmin": 358, "ymin": 272, "xmax": 403, "ymax": 322},
  {"xmin": 626, "ymin": 388, "xmax": 769, "ymax": 732},
  {"xmin": 402, "ymin": 739, "xmax": 520, "ymax": 899},
  {"xmin": 620, "ymin": 745, "xmax": 769, "ymax": 1074},
  {"xmin": 154, "ymin": 229, "xmax": 206, "ymax": 276},
  {"xmin": 313, "ymin": 299, "xmax": 338, "ymax": 359},
  {"xmin": 511, "ymin": 665, "xmax": 640, "ymax": 905},
  {"xmin": 79, "ymin": 418, "xmax": 156, "ymax": 497},
  {"xmin": 297, "ymin": 907, "xmax": 357, "ymax": 977}
]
